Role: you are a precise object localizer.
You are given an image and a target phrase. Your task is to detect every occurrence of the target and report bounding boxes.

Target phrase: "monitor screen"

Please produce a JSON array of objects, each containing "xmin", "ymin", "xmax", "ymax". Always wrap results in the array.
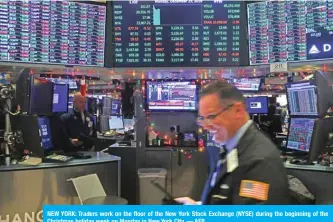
[
  {"xmin": 111, "ymin": 1, "xmax": 248, "ymax": 67},
  {"xmin": 37, "ymin": 117, "xmax": 53, "ymax": 150},
  {"xmin": 247, "ymin": 1, "xmax": 333, "ymax": 65},
  {"xmin": 53, "ymin": 84, "xmax": 68, "ymax": 113},
  {"xmin": 0, "ymin": 1, "xmax": 106, "ymax": 67},
  {"xmin": 29, "ymin": 78, "xmax": 54, "ymax": 115},
  {"xmin": 232, "ymin": 78, "xmax": 261, "ymax": 92},
  {"xmin": 112, "ymin": 99, "xmax": 122, "ymax": 115},
  {"xmin": 184, "ymin": 132, "xmax": 196, "ymax": 142},
  {"xmin": 109, "ymin": 116, "xmax": 124, "ymax": 130},
  {"xmin": 287, "ymin": 118, "xmax": 316, "ymax": 152},
  {"xmin": 146, "ymin": 81, "xmax": 198, "ymax": 111},
  {"xmin": 286, "ymin": 81, "xmax": 318, "ymax": 116},
  {"xmin": 246, "ymin": 96, "xmax": 268, "ymax": 114}
]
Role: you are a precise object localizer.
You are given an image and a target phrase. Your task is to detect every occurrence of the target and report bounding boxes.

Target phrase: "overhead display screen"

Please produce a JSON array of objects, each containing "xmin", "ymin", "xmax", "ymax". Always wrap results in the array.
[
  {"xmin": 248, "ymin": 0, "xmax": 333, "ymax": 65},
  {"xmin": 307, "ymin": 28, "xmax": 333, "ymax": 61},
  {"xmin": 112, "ymin": 0, "xmax": 248, "ymax": 67},
  {"xmin": 0, "ymin": 1, "xmax": 106, "ymax": 66}
]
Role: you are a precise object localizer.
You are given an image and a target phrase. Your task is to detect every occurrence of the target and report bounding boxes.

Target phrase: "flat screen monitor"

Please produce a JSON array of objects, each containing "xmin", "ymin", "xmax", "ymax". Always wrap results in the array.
[
  {"xmin": 231, "ymin": 78, "xmax": 261, "ymax": 92},
  {"xmin": 246, "ymin": 96, "xmax": 268, "ymax": 114},
  {"xmin": 286, "ymin": 81, "xmax": 318, "ymax": 116},
  {"xmin": 37, "ymin": 117, "xmax": 53, "ymax": 151},
  {"xmin": 52, "ymin": 84, "xmax": 69, "ymax": 113},
  {"xmin": 287, "ymin": 118, "xmax": 315, "ymax": 152},
  {"xmin": 109, "ymin": 115, "xmax": 124, "ymax": 130},
  {"xmin": 111, "ymin": 1, "xmax": 248, "ymax": 67},
  {"xmin": 247, "ymin": 1, "xmax": 333, "ymax": 65},
  {"xmin": 0, "ymin": 1, "xmax": 106, "ymax": 67},
  {"xmin": 111, "ymin": 99, "xmax": 122, "ymax": 115},
  {"xmin": 146, "ymin": 81, "xmax": 198, "ymax": 111},
  {"xmin": 29, "ymin": 78, "xmax": 54, "ymax": 116}
]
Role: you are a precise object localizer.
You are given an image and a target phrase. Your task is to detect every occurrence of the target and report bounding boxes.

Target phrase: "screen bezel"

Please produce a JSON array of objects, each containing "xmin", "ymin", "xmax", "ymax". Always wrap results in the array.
[
  {"xmin": 145, "ymin": 80, "xmax": 199, "ymax": 113},
  {"xmin": 108, "ymin": 115, "xmax": 125, "ymax": 130},
  {"xmin": 245, "ymin": 96, "xmax": 268, "ymax": 114},
  {"xmin": 286, "ymin": 117, "xmax": 316, "ymax": 153},
  {"xmin": 52, "ymin": 83, "xmax": 69, "ymax": 113},
  {"xmin": 285, "ymin": 80, "xmax": 319, "ymax": 117}
]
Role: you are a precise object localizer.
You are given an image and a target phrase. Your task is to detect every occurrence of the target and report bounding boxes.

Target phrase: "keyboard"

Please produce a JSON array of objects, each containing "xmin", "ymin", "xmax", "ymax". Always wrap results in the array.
[{"xmin": 44, "ymin": 154, "xmax": 73, "ymax": 163}]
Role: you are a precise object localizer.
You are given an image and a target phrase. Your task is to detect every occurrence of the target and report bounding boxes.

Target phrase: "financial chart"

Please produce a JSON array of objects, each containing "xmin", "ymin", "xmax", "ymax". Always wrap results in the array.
[
  {"xmin": 0, "ymin": 1, "xmax": 106, "ymax": 66},
  {"xmin": 112, "ymin": 0, "xmax": 248, "ymax": 67},
  {"xmin": 248, "ymin": 0, "xmax": 333, "ymax": 65}
]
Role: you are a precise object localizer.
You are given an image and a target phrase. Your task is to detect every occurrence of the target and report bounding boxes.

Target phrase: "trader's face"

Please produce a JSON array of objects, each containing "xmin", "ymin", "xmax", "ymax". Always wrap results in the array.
[
  {"xmin": 74, "ymin": 95, "xmax": 86, "ymax": 112},
  {"xmin": 198, "ymin": 94, "xmax": 235, "ymax": 143}
]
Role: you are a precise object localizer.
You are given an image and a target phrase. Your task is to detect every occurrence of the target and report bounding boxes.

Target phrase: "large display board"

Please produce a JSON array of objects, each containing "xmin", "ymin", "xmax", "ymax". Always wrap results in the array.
[
  {"xmin": 248, "ymin": 1, "xmax": 333, "ymax": 65},
  {"xmin": 0, "ymin": 1, "xmax": 106, "ymax": 66},
  {"xmin": 112, "ymin": 0, "xmax": 248, "ymax": 67}
]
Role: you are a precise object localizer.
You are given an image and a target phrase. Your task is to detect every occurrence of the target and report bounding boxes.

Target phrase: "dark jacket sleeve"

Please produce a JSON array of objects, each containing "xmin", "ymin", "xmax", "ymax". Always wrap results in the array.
[{"xmin": 232, "ymin": 158, "xmax": 290, "ymax": 204}]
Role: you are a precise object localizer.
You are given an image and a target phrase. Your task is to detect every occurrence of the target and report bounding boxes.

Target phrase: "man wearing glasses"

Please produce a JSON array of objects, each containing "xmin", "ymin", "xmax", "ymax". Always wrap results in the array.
[{"xmin": 175, "ymin": 80, "xmax": 290, "ymax": 205}]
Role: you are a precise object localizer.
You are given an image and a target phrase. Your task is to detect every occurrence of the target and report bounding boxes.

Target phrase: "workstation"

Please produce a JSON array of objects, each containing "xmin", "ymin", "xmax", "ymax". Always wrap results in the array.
[{"xmin": 1, "ymin": 0, "xmax": 333, "ymax": 217}]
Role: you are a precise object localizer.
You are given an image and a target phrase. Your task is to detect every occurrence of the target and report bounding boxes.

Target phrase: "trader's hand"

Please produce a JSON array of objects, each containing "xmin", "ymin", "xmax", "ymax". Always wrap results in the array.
[
  {"xmin": 174, "ymin": 197, "xmax": 197, "ymax": 205},
  {"xmin": 70, "ymin": 139, "xmax": 83, "ymax": 147}
]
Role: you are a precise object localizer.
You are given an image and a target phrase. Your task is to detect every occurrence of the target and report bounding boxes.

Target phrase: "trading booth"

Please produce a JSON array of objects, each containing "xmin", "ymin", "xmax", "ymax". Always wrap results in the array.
[{"xmin": 1, "ymin": 0, "xmax": 333, "ymax": 217}]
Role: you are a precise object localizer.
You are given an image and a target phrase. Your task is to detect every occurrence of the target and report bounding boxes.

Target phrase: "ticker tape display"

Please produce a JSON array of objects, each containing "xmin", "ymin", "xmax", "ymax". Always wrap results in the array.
[{"xmin": 43, "ymin": 205, "xmax": 332, "ymax": 222}]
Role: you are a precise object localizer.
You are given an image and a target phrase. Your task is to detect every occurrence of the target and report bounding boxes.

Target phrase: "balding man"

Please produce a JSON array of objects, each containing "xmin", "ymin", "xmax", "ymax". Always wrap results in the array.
[{"xmin": 60, "ymin": 92, "xmax": 96, "ymax": 152}]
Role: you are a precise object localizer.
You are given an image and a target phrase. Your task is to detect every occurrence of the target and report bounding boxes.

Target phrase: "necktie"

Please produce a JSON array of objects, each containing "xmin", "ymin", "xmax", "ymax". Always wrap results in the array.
[{"xmin": 210, "ymin": 145, "xmax": 227, "ymax": 187}]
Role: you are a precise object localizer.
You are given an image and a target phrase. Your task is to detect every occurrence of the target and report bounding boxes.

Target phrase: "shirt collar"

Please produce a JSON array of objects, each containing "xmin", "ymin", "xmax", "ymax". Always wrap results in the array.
[{"xmin": 213, "ymin": 120, "xmax": 253, "ymax": 152}]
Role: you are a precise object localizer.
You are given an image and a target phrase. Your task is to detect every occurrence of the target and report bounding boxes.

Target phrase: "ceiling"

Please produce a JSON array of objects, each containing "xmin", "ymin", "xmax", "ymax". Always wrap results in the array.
[{"xmin": 1, "ymin": 59, "xmax": 333, "ymax": 83}]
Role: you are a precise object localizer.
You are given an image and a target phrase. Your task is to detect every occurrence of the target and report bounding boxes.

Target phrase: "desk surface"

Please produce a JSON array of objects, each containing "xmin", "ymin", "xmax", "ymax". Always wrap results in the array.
[
  {"xmin": 109, "ymin": 142, "xmax": 136, "ymax": 148},
  {"xmin": 284, "ymin": 161, "xmax": 333, "ymax": 173},
  {"xmin": 0, "ymin": 152, "xmax": 121, "ymax": 172}
]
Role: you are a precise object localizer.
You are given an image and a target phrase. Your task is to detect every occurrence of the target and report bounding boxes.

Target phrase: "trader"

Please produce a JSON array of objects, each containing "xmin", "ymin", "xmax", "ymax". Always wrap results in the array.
[
  {"xmin": 175, "ymin": 80, "xmax": 290, "ymax": 205},
  {"xmin": 60, "ymin": 92, "xmax": 96, "ymax": 152}
]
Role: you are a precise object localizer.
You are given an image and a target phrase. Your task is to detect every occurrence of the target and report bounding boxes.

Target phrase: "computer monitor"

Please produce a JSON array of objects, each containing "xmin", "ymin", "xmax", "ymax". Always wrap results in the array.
[
  {"xmin": 287, "ymin": 117, "xmax": 333, "ymax": 163},
  {"xmin": 109, "ymin": 115, "xmax": 124, "ymax": 130},
  {"xmin": 245, "ymin": 96, "xmax": 268, "ymax": 114},
  {"xmin": 29, "ymin": 77, "xmax": 54, "ymax": 116},
  {"xmin": 287, "ymin": 118, "xmax": 315, "ymax": 152},
  {"xmin": 314, "ymin": 70, "xmax": 333, "ymax": 117},
  {"xmin": 52, "ymin": 84, "xmax": 69, "ymax": 113},
  {"xmin": 37, "ymin": 117, "xmax": 53, "ymax": 151},
  {"xmin": 286, "ymin": 81, "xmax": 318, "ymax": 116},
  {"xmin": 10, "ymin": 115, "xmax": 52, "ymax": 158}
]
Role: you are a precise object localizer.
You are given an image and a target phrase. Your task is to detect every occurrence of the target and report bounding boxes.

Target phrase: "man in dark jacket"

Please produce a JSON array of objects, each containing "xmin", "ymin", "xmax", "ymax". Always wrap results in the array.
[
  {"xmin": 176, "ymin": 80, "xmax": 290, "ymax": 205},
  {"xmin": 60, "ymin": 92, "xmax": 96, "ymax": 152}
]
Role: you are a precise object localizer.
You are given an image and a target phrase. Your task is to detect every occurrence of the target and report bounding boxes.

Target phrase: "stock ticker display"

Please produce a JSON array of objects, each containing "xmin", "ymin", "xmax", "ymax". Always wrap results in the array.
[
  {"xmin": 286, "ymin": 82, "xmax": 318, "ymax": 116},
  {"xmin": 112, "ymin": 0, "xmax": 248, "ymax": 67},
  {"xmin": 287, "ymin": 118, "xmax": 315, "ymax": 152},
  {"xmin": 0, "ymin": 1, "xmax": 106, "ymax": 66},
  {"xmin": 248, "ymin": 0, "xmax": 333, "ymax": 65}
]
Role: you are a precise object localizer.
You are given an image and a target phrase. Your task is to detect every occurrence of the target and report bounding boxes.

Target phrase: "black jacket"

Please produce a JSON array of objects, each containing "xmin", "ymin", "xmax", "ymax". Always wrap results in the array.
[
  {"xmin": 60, "ymin": 110, "xmax": 96, "ymax": 152},
  {"xmin": 204, "ymin": 123, "xmax": 290, "ymax": 204}
]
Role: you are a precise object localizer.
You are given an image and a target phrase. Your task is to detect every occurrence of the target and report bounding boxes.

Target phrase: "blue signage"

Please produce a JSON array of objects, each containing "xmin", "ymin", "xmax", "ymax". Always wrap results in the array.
[{"xmin": 307, "ymin": 28, "xmax": 333, "ymax": 61}]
